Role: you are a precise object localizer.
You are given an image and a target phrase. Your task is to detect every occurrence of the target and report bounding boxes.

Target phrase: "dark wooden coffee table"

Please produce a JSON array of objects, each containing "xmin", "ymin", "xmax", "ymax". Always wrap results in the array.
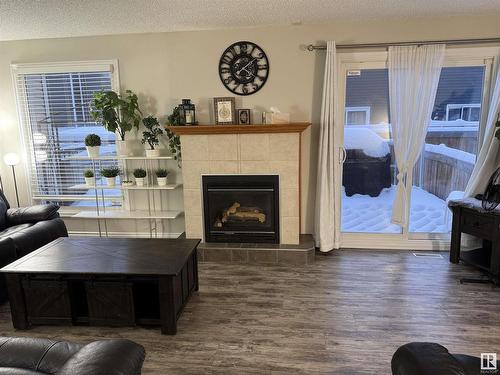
[{"xmin": 1, "ymin": 237, "xmax": 200, "ymax": 335}]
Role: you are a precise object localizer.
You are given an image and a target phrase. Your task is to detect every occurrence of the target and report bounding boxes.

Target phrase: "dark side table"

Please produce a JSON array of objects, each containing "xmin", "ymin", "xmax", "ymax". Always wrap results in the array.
[{"xmin": 448, "ymin": 198, "xmax": 500, "ymax": 278}]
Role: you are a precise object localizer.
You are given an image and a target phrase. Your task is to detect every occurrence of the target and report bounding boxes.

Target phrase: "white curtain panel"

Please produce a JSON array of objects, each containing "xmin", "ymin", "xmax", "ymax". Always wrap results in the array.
[
  {"xmin": 465, "ymin": 57, "xmax": 500, "ymax": 196},
  {"xmin": 314, "ymin": 41, "xmax": 339, "ymax": 252},
  {"xmin": 388, "ymin": 44, "xmax": 445, "ymax": 226}
]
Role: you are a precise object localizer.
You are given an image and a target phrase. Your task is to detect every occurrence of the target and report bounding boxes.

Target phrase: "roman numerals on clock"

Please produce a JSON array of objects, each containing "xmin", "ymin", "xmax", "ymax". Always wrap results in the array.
[{"xmin": 218, "ymin": 41, "xmax": 269, "ymax": 96}]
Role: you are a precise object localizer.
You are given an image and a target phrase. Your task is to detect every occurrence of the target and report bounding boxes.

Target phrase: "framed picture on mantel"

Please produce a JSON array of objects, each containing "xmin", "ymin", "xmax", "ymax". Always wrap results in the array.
[{"xmin": 214, "ymin": 97, "xmax": 235, "ymax": 125}]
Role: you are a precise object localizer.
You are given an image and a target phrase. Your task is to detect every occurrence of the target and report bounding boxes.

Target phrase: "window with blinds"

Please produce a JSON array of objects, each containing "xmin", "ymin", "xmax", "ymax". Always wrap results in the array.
[{"xmin": 12, "ymin": 61, "xmax": 122, "ymax": 210}]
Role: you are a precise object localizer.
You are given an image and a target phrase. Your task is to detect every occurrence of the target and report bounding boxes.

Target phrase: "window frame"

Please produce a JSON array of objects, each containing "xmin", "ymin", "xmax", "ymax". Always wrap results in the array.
[{"xmin": 10, "ymin": 60, "xmax": 121, "ymax": 207}]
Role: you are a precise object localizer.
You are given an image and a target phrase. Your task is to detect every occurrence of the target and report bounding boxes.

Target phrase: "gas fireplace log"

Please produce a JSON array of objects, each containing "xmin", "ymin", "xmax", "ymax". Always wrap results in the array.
[
  {"xmin": 221, "ymin": 202, "xmax": 266, "ymax": 223},
  {"xmin": 227, "ymin": 202, "xmax": 240, "ymax": 214},
  {"xmin": 229, "ymin": 211, "xmax": 266, "ymax": 223}
]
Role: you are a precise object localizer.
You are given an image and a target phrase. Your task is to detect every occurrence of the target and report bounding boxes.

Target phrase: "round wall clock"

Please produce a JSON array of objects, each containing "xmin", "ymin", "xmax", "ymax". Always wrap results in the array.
[{"xmin": 218, "ymin": 41, "xmax": 269, "ymax": 96}]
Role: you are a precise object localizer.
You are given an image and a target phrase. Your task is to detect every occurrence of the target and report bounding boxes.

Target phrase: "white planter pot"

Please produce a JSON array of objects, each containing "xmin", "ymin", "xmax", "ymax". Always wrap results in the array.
[
  {"xmin": 157, "ymin": 177, "xmax": 168, "ymax": 186},
  {"xmin": 116, "ymin": 140, "xmax": 133, "ymax": 156},
  {"xmin": 105, "ymin": 177, "xmax": 116, "ymax": 186},
  {"xmin": 84, "ymin": 177, "xmax": 96, "ymax": 186},
  {"xmin": 146, "ymin": 149, "xmax": 160, "ymax": 158},
  {"xmin": 122, "ymin": 181, "xmax": 134, "ymax": 187},
  {"xmin": 135, "ymin": 177, "xmax": 145, "ymax": 186},
  {"xmin": 86, "ymin": 146, "xmax": 100, "ymax": 158}
]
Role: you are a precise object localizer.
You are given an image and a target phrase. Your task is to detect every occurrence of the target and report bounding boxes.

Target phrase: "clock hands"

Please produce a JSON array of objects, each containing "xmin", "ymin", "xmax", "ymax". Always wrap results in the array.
[{"xmin": 236, "ymin": 58, "xmax": 256, "ymax": 76}]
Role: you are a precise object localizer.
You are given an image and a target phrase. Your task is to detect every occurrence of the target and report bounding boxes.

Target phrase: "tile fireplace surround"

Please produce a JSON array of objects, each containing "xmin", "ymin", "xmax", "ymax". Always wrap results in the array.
[{"xmin": 170, "ymin": 123, "xmax": 311, "ymax": 246}]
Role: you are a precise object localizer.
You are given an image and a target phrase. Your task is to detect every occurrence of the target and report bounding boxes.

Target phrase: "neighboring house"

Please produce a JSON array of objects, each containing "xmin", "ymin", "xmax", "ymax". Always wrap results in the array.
[{"xmin": 344, "ymin": 66, "xmax": 484, "ymax": 125}]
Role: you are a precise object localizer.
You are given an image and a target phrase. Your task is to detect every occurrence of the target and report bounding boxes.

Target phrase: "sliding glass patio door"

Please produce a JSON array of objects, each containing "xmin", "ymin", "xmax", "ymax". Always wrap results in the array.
[
  {"xmin": 409, "ymin": 65, "xmax": 487, "ymax": 235},
  {"xmin": 337, "ymin": 52, "xmax": 493, "ymax": 247}
]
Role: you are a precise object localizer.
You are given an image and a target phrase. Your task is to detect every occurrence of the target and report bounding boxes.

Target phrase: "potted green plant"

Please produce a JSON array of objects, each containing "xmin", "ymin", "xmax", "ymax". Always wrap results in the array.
[
  {"xmin": 90, "ymin": 90, "xmax": 142, "ymax": 156},
  {"xmin": 133, "ymin": 168, "xmax": 147, "ymax": 186},
  {"xmin": 84, "ymin": 134, "xmax": 101, "ymax": 158},
  {"xmin": 100, "ymin": 167, "xmax": 120, "ymax": 186},
  {"xmin": 142, "ymin": 116, "xmax": 164, "ymax": 157},
  {"xmin": 155, "ymin": 168, "xmax": 169, "ymax": 186},
  {"xmin": 83, "ymin": 169, "xmax": 95, "ymax": 186},
  {"xmin": 122, "ymin": 179, "xmax": 134, "ymax": 187}
]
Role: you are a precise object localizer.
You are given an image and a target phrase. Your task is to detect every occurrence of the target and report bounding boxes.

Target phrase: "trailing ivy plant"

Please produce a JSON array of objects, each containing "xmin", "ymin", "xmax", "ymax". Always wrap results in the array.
[
  {"xmin": 141, "ymin": 116, "xmax": 163, "ymax": 150},
  {"xmin": 90, "ymin": 90, "xmax": 142, "ymax": 141},
  {"xmin": 165, "ymin": 106, "xmax": 183, "ymax": 166}
]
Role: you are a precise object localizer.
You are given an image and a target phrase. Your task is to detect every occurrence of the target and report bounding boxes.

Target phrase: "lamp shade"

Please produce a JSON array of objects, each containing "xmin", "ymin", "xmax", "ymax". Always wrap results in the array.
[{"xmin": 3, "ymin": 153, "xmax": 20, "ymax": 166}]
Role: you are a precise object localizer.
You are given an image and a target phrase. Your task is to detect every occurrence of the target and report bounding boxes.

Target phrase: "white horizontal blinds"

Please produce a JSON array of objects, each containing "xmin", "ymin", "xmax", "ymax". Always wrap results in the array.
[{"xmin": 14, "ymin": 65, "xmax": 121, "ymax": 208}]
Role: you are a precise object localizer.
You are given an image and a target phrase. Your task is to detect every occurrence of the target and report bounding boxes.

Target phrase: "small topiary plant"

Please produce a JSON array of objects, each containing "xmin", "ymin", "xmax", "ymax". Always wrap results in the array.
[
  {"xmin": 85, "ymin": 134, "xmax": 101, "ymax": 147},
  {"xmin": 133, "ymin": 168, "xmax": 147, "ymax": 178},
  {"xmin": 83, "ymin": 169, "xmax": 94, "ymax": 178},
  {"xmin": 100, "ymin": 167, "xmax": 120, "ymax": 178},
  {"xmin": 155, "ymin": 168, "xmax": 168, "ymax": 178}
]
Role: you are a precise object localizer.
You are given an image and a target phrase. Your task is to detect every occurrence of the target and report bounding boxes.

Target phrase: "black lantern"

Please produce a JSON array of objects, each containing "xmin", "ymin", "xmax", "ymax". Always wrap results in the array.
[{"xmin": 179, "ymin": 99, "xmax": 196, "ymax": 125}]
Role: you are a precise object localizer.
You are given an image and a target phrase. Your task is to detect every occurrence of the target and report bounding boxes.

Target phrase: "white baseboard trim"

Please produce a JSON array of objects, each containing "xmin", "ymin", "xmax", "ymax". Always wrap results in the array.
[
  {"xmin": 68, "ymin": 231, "xmax": 183, "ymax": 239},
  {"xmin": 340, "ymin": 234, "xmax": 477, "ymax": 251}
]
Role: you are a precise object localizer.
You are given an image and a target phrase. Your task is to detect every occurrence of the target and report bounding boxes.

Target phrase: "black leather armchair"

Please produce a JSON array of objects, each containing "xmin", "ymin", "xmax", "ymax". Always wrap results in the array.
[
  {"xmin": 392, "ymin": 342, "xmax": 500, "ymax": 375},
  {"xmin": 0, "ymin": 336, "xmax": 145, "ymax": 374},
  {"xmin": 0, "ymin": 190, "xmax": 68, "ymax": 301}
]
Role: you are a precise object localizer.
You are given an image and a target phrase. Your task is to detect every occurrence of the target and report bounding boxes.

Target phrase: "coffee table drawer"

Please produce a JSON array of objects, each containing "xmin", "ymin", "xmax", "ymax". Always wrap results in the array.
[
  {"xmin": 21, "ymin": 277, "xmax": 72, "ymax": 325},
  {"xmin": 86, "ymin": 281, "xmax": 135, "ymax": 326}
]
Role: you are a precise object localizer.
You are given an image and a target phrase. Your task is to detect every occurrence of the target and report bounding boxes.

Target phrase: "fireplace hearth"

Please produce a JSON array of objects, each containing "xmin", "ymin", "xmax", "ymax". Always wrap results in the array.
[{"xmin": 202, "ymin": 175, "xmax": 279, "ymax": 243}]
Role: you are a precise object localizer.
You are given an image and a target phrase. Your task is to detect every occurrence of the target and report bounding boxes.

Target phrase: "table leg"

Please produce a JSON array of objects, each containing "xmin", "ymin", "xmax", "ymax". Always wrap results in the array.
[
  {"xmin": 193, "ymin": 249, "xmax": 199, "ymax": 292},
  {"xmin": 5, "ymin": 274, "xmax": 29, "ymax": 330},
  {"xmin": 158, "ymin": 276, "xmax": 176, "ymax": 335},
  {"xmin": 491, "ymin": 222, "xmax": 500, "ymax": 275},
  {"xmin": 450, "ymin": 207, "xmax": 461, "ymax": 264}
]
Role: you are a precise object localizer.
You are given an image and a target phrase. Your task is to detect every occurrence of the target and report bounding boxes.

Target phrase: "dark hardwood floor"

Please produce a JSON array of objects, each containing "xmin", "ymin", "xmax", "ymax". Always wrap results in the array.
[{"xmin": 0, "ymin": 250, "xmax": 499, "ymax": 374}]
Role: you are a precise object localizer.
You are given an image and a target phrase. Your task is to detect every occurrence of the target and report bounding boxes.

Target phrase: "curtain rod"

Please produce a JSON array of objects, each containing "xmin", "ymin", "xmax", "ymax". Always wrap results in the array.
[{"xmin": 306, "ymin": 37, "xmax": 500, "ymax": 51}]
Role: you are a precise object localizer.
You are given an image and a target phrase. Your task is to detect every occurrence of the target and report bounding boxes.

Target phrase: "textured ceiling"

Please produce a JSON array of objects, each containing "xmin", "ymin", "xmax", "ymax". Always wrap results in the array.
[{"xmin": 1, "ymin": 0, "xmax": 500, "ymax": 41}]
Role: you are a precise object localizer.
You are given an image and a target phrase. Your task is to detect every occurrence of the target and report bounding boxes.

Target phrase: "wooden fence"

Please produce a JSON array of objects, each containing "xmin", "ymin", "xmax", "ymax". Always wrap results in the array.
[{"xmin": 413, "ymin": 150, "xmax": 474, "ymax": 200}]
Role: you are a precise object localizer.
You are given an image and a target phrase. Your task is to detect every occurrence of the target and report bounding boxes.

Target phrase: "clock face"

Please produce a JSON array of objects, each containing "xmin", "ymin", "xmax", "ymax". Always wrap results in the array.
[{"xmin": 218, "ymin": 41, "xmax": 269, "ymax": 96}]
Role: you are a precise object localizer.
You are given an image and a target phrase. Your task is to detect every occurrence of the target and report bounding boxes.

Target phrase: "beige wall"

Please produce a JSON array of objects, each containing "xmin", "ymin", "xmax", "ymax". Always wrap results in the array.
[{"xmin": 1, "ymin": 15, "xmax": 499, "ymax": 234}]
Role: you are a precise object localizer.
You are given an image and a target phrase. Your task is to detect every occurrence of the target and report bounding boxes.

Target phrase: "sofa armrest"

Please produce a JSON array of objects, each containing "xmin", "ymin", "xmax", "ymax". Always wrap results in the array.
[
  {"xmin": 391, "ymin": 342, "xmax": 467, "ymax": 375},
  {"xmin": 6, "ymin": 204, "xmax": 60, "ymax": 226},
  {"xmin": 57, "ymin": 339, "xmax": 145, "ymax": 375}
]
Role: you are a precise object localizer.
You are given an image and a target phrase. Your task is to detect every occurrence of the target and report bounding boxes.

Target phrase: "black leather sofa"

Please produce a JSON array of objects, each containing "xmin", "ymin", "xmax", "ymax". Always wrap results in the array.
[
  {"xmin": 0, "ymin": 336, "xmax": 145, "ymax": 374},
  {"xmin": 0, "ymin": 190, "xmax": 68, "ymax": 301},
  {"xmin": 392, "ymin": 342, "xmax": 500, "ymax": 375}
]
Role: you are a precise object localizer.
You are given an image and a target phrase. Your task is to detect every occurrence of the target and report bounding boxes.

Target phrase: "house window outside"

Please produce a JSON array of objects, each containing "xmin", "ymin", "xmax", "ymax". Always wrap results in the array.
[
  {"xmin": 12, "ymin": 61, "xmax": 121, "ymax": 210},
  {"xmin": 445, "ymin": 104, "xmax": 481, "ymax": 121},
  {"xmin": 345, "ymin": 106, "xmax": 371, "ymax": 125}
]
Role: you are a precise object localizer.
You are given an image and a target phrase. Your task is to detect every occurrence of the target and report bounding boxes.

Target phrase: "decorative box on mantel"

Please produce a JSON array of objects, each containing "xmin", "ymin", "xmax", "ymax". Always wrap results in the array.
[{"xmin": 168, "ymin": 123, "xmax": 311, "ymax": 245}]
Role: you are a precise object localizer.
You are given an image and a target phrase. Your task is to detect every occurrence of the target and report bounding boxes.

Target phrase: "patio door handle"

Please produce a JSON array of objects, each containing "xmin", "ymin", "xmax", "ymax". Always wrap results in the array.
[{"xmin": 339, "ymin": 147, "xmax": 347, "ymax": 164}]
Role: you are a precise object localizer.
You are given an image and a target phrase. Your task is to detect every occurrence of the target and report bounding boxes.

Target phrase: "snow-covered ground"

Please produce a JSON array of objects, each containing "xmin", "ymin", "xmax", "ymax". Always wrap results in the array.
[{"xmin": 342, "ymin": 185, "xmax": 451, "ymax": 233}]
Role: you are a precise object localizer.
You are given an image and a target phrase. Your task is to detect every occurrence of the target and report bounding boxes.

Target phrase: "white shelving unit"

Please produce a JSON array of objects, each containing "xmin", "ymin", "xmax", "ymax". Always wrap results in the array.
[
  {"xmin": 69, "ymin": 155, "xmax": 175, "ymax": 161},
  {"xmin": 69, "ymin": 183, "xmax": 181, "ymax": 191},
  {"xmin": 73, "ymin": 210, "xmax": 182, "ymax": 220},
  {"xmin": 68, "ymin": 154, "xmax": 182, "ymax": 238}
]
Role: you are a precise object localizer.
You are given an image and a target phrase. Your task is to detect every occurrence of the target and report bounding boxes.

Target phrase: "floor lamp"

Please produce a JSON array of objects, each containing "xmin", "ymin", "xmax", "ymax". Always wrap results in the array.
[{"xmin": 3, "ymin": 153, "xmax": 20, "ymax": 207}]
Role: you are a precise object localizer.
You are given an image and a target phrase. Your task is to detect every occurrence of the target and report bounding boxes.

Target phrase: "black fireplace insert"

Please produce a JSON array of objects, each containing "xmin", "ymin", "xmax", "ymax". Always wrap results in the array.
[{"xmin": 202, "ymin": 175, "xmax": 279, "ymax": 243}]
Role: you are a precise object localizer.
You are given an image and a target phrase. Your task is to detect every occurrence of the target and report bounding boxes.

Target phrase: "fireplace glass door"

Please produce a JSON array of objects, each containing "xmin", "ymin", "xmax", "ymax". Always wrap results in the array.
[{"xmin": 202, "ymin": 175, "xmax": 279, "ymax": 243}]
